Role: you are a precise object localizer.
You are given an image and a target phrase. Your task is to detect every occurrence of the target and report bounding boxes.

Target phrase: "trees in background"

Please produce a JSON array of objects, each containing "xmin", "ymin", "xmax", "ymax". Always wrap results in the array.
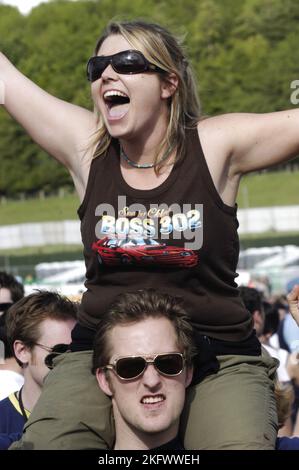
[{"xmin": 1, "ymin": 0, "xmax": 298, "ymax": 197}]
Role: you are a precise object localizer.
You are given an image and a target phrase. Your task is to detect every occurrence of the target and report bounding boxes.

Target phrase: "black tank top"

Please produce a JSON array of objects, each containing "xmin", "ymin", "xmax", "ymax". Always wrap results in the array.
[{"xmin": 77, "ymin": 127, "xmax": 252, "ymax": 341}]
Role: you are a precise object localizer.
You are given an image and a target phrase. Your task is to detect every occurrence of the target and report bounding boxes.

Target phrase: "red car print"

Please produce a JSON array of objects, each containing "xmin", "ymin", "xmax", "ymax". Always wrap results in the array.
[{"xmin": 92, "ymin": 237, "xmax": 198, "ymax": 268}]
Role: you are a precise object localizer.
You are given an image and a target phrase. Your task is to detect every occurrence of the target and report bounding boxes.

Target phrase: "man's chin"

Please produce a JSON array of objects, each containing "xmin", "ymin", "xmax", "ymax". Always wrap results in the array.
[{"xmin": 136, "ymin": 417, "xmax": 174, "ymax": 436}]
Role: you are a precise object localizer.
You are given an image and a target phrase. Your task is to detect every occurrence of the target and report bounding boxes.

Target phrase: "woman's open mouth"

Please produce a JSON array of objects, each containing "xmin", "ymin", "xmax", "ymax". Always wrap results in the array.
[{"xmin": 103, "ymin": 90, "xmax": 130, "ymax": 120}]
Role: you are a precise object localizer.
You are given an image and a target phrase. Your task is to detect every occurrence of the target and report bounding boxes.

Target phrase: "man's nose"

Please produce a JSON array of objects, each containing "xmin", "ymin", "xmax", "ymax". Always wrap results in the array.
[{"xmin": 142, "ymin": 364, "xmax": 162, "ymax": 388}]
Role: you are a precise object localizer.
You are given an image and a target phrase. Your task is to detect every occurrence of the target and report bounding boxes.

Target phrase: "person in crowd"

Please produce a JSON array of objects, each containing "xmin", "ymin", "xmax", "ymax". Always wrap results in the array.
[
  {"xmin": 93, "ymin": 289, "xmax": 195, "ymax": 450},
  {"xmin": 0, "ymin": 272, "xmax": 25, "ymax": 400},
  {"xmin": 276, "ymin": 285, "xmax": 299, "ymax": 449},
  {"xmin": 262, "ymin": 302, "xmax": 292, "ymax": 386},
  {"xmin": 285, "ymin": 284, "xmax": 299, "ymax": 436},
  {"xmin": 287, "ymin": 285, "xmax": 299, "ymax": 327},
  {"xmin": 262, "ymin": 302, "xmax": 295, "ymax": 437},
  {"xmin": 0, "ymin": 291, "xmax": 77, "ymax": 449},
  {"xmin": 0, "ymin": 272, "xmax": 24, "ymax": 319},
  {"xmin": 3, "ymin": 19, "xmax": 299, "ymax": 449},
  {"xmin": 275, "ymin": 384, "xmax": 299, "ymax": 449},
  {"xmin": 238, "ymin": 286, "xmax": 265, "ymax": 338},
  {"xmin": 239, "ymin": 286, "xmax": 291, "ymax": 384}
]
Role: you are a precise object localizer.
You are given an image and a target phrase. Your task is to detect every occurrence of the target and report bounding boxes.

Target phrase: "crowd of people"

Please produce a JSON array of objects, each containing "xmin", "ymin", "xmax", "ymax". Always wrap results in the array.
[
  {"xmin": 1, "ymin": 272, "xmax": 299, "ymax": 450},
  {"xmin": 1, "ymin": 18, "xmax": 299, "ymax": 450}
]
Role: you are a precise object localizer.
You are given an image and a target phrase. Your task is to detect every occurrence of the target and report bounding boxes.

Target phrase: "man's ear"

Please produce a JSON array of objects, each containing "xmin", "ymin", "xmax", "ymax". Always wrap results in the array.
[
  {"xmin": 13, "ymin": 340, "xmax": 30, "ymax": 366},
  {"xmin": 96, "ymin": 368, "xmax": 113, "ymax": 397},
  {"xmin": 185, "ymin": 365, "xmax": 194, "ymax": 388},
  {"xmin": 161, "ymin": 73, "xmax": 179, "ymax": 100}
]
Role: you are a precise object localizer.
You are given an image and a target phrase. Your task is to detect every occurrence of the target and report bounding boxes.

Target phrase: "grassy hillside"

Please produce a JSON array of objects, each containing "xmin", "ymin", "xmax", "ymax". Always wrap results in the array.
[
  {"xmin": 237, "ymin": 170, "xmax": 299, "ymax": 208},
  {"xmin": 0, "ymin": 171, "xmax": 298, "ymax": 226},
  {"xmin": 0, "ymin": 193, "xmax": 80, "ymax": 226},
  {"xmin": 1, "ymin": 171, "xmax": 298, "ymax": 276}
]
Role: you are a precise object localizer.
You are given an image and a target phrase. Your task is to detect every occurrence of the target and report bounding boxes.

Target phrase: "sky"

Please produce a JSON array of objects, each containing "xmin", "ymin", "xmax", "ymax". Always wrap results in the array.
[
  {"xmin": 1, "ymin": 1, "xmax": 81, "ymax": 15},
  {"xmin": 1, "ymin": 0, "xmax": 49, "ymax": 14}
]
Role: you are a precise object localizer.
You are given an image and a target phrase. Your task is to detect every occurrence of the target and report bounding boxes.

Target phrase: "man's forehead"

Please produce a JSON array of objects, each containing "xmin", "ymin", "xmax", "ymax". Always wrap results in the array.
[{"xmin": 108, "ymin": 317, "xmax": 179, "ymax": 358}]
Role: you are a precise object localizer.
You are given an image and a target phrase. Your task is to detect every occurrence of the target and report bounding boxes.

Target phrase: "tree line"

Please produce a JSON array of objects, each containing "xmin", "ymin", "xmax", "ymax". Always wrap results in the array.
[{"xmin": 0, "ymin": 0, "xmax": 299, "ymax": 197}]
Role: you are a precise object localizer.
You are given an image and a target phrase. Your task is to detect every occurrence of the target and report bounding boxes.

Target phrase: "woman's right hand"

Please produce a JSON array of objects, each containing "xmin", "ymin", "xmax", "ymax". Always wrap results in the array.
[{"xmin": 287, "ymin": 285, "xmax": 299, "ymax": 327}]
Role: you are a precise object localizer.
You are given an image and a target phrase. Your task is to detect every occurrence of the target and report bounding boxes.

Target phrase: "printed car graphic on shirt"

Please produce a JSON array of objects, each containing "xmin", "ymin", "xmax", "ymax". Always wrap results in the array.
[{"xmin": 91, "ymin": 237, "xmax": 198, "ymax": 268}]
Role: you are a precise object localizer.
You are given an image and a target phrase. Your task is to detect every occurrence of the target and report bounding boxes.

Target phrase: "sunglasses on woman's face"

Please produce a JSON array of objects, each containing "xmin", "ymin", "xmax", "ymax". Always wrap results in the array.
[
  {"xmin": 86, "ymin": 50, "xmax": 165, "ymax": 82},
  {"xmin": 104, "ymin": 352, "xmax": 185, "ymax": 380}
]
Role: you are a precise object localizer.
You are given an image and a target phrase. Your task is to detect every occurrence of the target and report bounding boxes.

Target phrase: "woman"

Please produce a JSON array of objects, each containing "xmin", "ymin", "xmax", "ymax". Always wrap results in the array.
[{"xmin": 1, "ymin": 20, "xmax": 297, "ymax": 449}]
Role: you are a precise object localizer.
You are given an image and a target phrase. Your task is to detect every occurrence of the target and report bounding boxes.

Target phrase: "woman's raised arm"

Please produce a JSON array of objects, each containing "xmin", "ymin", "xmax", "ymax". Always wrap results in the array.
[{"xmin": 0, "ymin": 52, "xmax": 98, "ymax": 197}]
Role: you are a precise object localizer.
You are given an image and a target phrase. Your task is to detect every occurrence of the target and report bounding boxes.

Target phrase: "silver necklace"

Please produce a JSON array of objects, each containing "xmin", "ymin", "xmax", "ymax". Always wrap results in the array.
[{"xmin": 120, "ymin": 146, "xmax": 155, "ymax": 169}]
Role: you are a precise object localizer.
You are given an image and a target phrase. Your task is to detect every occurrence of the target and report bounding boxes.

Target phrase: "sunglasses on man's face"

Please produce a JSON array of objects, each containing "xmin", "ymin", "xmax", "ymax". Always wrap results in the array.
[
  {"xmin": 86, "ymin": 50, "xmax": 165, "ymax": 82},
  {"xmin": 0, "ymin": 302, "xmax": 13, "ymax": 313},
  {"xmin": 33, "ymin": 343, "xmax": 70, "ymax": 370},
  {"xmin": 104, "ymin": 352, "xmax": 185, "ymax": 380}
]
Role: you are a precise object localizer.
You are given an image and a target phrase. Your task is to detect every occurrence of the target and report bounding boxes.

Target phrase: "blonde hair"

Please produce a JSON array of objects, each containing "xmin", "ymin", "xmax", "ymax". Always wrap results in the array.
[
  {"xmin": 275, "ymin": 381, "xmax": 295, "ymax": 428},
  {"xmin": 89, "ymin": 20, "xmax": 202, "ymax": 172}
]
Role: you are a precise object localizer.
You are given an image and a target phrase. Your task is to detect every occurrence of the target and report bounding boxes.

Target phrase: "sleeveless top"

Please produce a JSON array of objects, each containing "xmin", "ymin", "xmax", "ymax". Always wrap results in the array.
[{"xmin": 77, "ymin": 127, "xmax": 252, "ymax": 342}]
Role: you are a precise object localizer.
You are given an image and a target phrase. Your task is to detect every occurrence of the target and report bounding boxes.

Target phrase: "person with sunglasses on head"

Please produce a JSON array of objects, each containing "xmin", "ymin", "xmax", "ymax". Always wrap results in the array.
[
  {"xmin": 0, "ymin": 272, "xmax": 25, "ymax": 402},
  {"xmin": 1, "ymin": 19, "xmax": 296, "ymax": 450},
  {"xmin": 93, "ymin": 289, "xmax": 195, "ymax": 450},
  {"xmin": 0, "ymin": 291, "xmax": 77, "ymax": 449}
]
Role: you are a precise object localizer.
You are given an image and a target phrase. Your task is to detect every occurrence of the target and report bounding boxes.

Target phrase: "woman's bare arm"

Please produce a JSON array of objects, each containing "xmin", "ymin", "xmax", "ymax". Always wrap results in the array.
[
  {"xmin": 0, "ymin": 52, "xmax": 98, "ymax": 195},
  {"xmin": 197, "ymin": 110, "xmax": 299, "ymax": 206},
  {"xmin": 204, "ymin": 110, "xmax": 299, "ymax": 176}
]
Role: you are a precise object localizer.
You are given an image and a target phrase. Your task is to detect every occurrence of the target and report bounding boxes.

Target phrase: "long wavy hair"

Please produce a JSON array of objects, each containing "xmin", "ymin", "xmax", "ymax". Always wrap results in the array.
[{"xmin": 89, "ymin": 20, "xmax": 202, "ymax": 172}]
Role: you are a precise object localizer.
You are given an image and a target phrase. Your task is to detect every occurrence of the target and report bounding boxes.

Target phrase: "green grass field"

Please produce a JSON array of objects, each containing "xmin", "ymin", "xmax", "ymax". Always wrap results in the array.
[
  {"xmin": 0, "ymin": 193, "xmax": 80, "ymax": 226},
  {"xmin": 238, "ymin": 170, "xmax": 299, "ymax": 208},
  {"xmin": 0, "ymin": 171, "xmax": 298, "ymax": 275},
  {"xmin": 0, "ymin": 170, "xmax": 298, "ymax": 227}
]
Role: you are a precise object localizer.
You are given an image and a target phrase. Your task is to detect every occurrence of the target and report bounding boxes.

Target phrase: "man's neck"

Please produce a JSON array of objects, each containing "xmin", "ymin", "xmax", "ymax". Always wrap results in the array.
[{"xmin": 21, "ymin": 376, "xmax": 41, "ymax": 412}]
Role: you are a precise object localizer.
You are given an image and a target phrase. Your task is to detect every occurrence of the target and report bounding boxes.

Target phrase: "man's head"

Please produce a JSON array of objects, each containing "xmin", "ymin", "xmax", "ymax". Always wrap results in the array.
[
  {"xmin": 262, "ymin": 302, "xmax": 280, "ymax": 341},
  {"xmin": 93, "ymin": 289, "xmax": 195, "ymax": 449},
  {"xmin": 0, "ymin": 271, "xmax": 24, "ymax": 316},
  {"xmin": 0, "ymin": 272, "xmax": 24, "ymax": 363},
  {"xmin": 239, "ymin": 286, "xmax": 265, "ymax": 337},
  {"xmin": 5, "ymin": 291, "xmax": 77, "ymax": 388}
]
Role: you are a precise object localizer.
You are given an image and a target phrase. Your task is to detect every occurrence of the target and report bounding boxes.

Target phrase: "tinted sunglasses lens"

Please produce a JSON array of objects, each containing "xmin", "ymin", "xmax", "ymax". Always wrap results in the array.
[
  {"xmin": 45, "ymin": 353, "xmax": 55, "ymax": 369},
  {"xmin": 44, "ymin": 344, "xmax": 69, "ymax": 369},
  {"xmin": 155, "ymin": 354, "xmax": 183, "ymax": 375},
  {"xmin": 87, "ymin": 57, "xmax": 108, "ymax": 81},
  {"xmin": 116, "ymin": 357, "xmax": 146, "ymax": 379},
  {"xmin": 0, "ymin": 303, "xmax": 13, "ymax": 313},
  {"xmin": 113, "ymin": 51, "xmax": 147, "ymax": 74}
]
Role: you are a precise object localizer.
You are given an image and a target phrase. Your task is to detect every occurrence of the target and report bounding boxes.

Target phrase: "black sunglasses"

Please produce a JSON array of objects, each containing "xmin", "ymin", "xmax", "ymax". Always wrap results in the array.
[
  {"xmin": 37, "ymin": 343, "xmax": 70, "ymax": 369},
  {"xmin": 86, "ymin": 49, "xmax": 165, "ymax": 82},
  {"xmin": 0, "ymin": 302, "xmax": 13, "ymax": 313},
  {"xmin": 104, "ymin": 352, "xmax": 184, "ymax": 380}
]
